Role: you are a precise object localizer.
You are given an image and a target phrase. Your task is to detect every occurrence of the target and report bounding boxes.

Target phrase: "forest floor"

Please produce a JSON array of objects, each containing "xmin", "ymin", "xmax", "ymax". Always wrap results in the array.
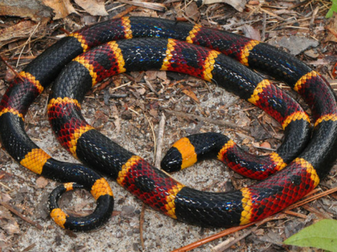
[{"xmin": 0, "ymin": 1, "xmax": 337, "ymax": 251}]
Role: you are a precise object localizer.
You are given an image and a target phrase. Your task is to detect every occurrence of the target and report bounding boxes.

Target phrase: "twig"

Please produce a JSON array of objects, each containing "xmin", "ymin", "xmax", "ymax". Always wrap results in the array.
[
  {"xmin": 0, "ymin": 201, "xmax": 43, "ymax": 230},
  {"xmin": 0, "ymin": 181, "xmax": 11, "ymax": 191},
  {"xmin": 211, "ymin": 237, "xmax": 235, "ymax": 252},
  {"xmin": 301, "ymin": 205, "xmax": 331, "ymax": 219},
  {"xmin": 0, "ymin": 55, "xmax": 36, "ymax": 61},
  {"xmin": 155, "ymin": 113, "xmax": 166, "ymax": 168},
  {"xmin": 144, "ymin": 76, "xmax": 159, "ymax": 96},
  {"xmin": 164, "ymin": 109, "xmax": 249, "ymax": 131},
  {"xmin": 109, "ymin": 81, "xmax": 132, "ymax": 92},
  {"xmin": 139, "ymin": 203, "xmax": 146, "ymax": 250},
  {"xmin": 107, "ymin": 3, "xmax": 126, "ymax": 13},
  {"xmin": 0, "ymin": 55, "xmax": 24, "ymax": 82},
  {"xmin": 118, "ymin": 0, "xmax": 166, "ymax": 12},
  {"xmin": 16, "ymin": 22, "xmax": 41, "ymax": 68},
  {"xmin": 212, "ymin": 226, "xmax": 258, "ymax": 252},
  {"xmin": 111, "ymin": 5, "xmax": 138, "ymax": 19},
  {"xmin": 259, "ymin": 7, "xmax": 286, "ymax": 21},
  {"xmin": 261, "ymin": 12, "xmax": 266, "ymax": 41},
  {"xmin": 171, "ymin": 222, "xmax": 256, "ymax": 252},
  {"xmin": 22, "ymin": 243, "xmax": 36, "ymax": 252},
  {"xmin": 283, "ymin": 210, "xmax": 308, "ymax": 219},
  {"xmin": 144, "ymin": 113, "xmax": 156, "ymax": 148}
]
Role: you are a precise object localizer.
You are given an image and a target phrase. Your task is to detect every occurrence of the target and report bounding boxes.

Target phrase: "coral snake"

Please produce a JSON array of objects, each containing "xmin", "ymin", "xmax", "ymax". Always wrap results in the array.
[{"xmin": 0, "ymin": 17, "xmax": 337, "ymax": 231}]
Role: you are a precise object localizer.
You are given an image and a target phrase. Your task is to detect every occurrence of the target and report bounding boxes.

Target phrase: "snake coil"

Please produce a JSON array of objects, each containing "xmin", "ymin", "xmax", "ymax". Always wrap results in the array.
[{"xmin": 0, "ymin": 17, "xmax": 336, "ymax": 231}]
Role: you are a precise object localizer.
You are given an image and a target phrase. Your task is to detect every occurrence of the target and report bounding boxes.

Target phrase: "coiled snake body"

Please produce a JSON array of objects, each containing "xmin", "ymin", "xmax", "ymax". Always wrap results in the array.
[{"xmin": 0, "ymin": 17, "xmax": 337, "ymax": 231}]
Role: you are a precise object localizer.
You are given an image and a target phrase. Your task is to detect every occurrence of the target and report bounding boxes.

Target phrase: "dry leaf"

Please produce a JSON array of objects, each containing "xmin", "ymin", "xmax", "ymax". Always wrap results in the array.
[
  {"xmin": 136, "ymin": 87, "xmax": 146, "ymax": 95},
  {"xmin": 3, "ymin": 223, "xmax": 20, "ymax": 235},
  {"xmin": 42, "ymin": 0, "xmax": 78, "ymax": 20},
  {"xmin": 74, "ymin": 0, "xmax": 108, "ymax": 16},
  {"xmin": 242, "ymin": 24, "xmax": 261, "ymax": 41},
  {"xmin": 199, "ymin": 0, "xmax": 246, "ymax": 12},
  {"xmin": 181, "ymin": 88, "xmax": 200, "ymax": 103},
  {"xmin": 185, "ymin": 1, "xmax": 200, "ymax": 22},
  {"xmin": 0, "ymin": 206, "xmax": 13, "ymax": 219},
  {"xmin": 0, "ymin": 0, "xmax": 51, "ymax": 22},
  {"xmin": 145, "ymin": 71, "xmax": 158, "ymax": 81},
  {"xmin": 0, "ymin": 206, "xmax": 20, "ymax": 235},
  {"xmin": 325, "ymin": 13, "xmax": 337, "ymax": 43},
  {"xmin": 119, "ymin": 0, "xmax": 166, "ymax": 12},
  {"xmin": 94, "ymin": 110, "xmax": 109, "ymax": 125},
  {"xmin": 0, "ymin": 21, "xmax": 37, "ymax": 43},
  {"xmin": 0, "ymin": 193, "xmax": 12, "ymax": 204},
  {"xmin": 36, "ymin": 176, "xmax": 49, "ymax": 188},
  {"xmin": 149, "ymin": 108, "xmax": 158, "ymax": 118},
  {"xmin": 156, "ymin": 71, "xmax": 167, "ymax": 81},
  {"xmin": 260, "ymin": 141, "xmax": 271, "ymax": 149}
]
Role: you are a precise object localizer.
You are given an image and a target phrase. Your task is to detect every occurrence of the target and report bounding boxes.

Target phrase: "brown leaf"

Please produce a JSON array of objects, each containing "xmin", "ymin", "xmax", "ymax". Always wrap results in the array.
[
  {"xmin": 260, "ymin": 141, "xmax": 271, "ymax": 149},
  {"xmin": 136, "ymin": 87, "xmax": 146, "ymax": 95},
  {"xmin": 0, "ymin": 193, "xmax": 12, "ymax": 204},
  {"xmin": 0, "ymin": 21, "xmax": 37, "ymax": 43},
  {"xmin": 325, "ymin": 13, "xmax": 337, "ymax": 43},
  {"xmin": 0, "ymin": 206, "xmax": 13, "ymax": 219},
  {"xmin": 0, "ymin": 206, "xmax": 20, "ymax": 235},
  {"xmin": 200, "ymin": 0, "xmax": 245, "ymax": 12},
  {"xmin": 149, "ymin": 108, "xmax": 158, "ymax": 118},
  {"xmin": 156, "ymin": 71, "xmax": 167, "ymax": 81},
  {"xmin": 242, "ymin": 25, "xmax": 261, "ymax": 41},
  {"xmin": 0, "ymin": 0, "xmax": 51, "ymax": 22},
  {"xmin": 36, "ymin": 176, "xmax": 49, "ymax": 188},
  {"xmin": 5, "ymin": 68, "xmax": 16, "ymax": 83},
  {"xmin": 185, "ymin": 2, "xmax": 200, "ymax": 22},
  {"xmin": 74, "ymin": 0, "xmax": 108, "ymax": 16},
  {"xmin": 93, "ymin": 110, "xmax": 109, "ymax": 128},
  {"xmin": 145, "ymin": 71, "xmax": 158, "ymax": 81},
  {"xmin": 42, "ymin": 0, "xmax": 78, "ymax": 20},
  {"xmin": 3, "ymin": 223, "xmax": 20, "ymax": 235},
  {"xmin": 181, "ymin": 88, "xmax": 200, "ymax": 103}
]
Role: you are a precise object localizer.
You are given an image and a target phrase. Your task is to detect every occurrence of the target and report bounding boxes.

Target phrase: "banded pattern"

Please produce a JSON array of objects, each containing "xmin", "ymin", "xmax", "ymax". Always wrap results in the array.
[
  {"xmin": 49, "ymin": 37, "xmax": 335, "ymax": 227},
  {"xmin": 0, "ymin": 17, "xmax": 336, "ymax": 230}
]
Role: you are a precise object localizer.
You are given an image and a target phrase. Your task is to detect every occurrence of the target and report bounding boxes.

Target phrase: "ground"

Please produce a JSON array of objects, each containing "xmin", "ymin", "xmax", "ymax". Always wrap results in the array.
[{"xmin": 0, "ymin": 1, "xmax": 337, "ymax": 252}]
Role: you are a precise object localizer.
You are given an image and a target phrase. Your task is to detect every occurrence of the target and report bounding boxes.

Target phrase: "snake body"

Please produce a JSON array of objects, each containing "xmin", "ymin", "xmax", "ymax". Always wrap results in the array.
[{"xmin": 0, "ymin": 17, "xmax": 336, "ymax": 231}]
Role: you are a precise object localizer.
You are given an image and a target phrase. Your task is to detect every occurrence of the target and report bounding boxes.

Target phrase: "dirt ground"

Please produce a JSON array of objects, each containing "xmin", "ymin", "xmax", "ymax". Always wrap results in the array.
[{"xmin": 1, "ymin": 1, "xmax": 337, "ymax": 251}]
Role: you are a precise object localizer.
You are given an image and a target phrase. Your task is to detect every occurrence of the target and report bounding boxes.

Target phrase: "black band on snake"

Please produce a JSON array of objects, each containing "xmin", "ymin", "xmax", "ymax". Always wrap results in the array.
[{"xmin": 0, "ymin": 17, "xmax": 336, "ymax": 231}]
